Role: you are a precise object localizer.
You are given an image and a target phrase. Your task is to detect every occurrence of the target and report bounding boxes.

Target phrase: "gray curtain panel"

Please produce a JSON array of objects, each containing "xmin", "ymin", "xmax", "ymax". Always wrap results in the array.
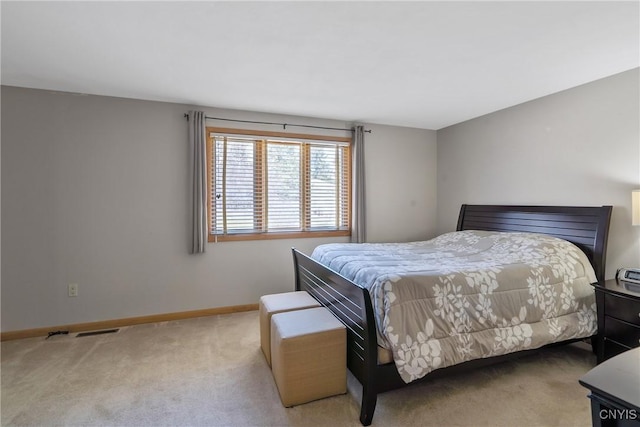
[
  {"xmin": 351, "ymin": 125, "xmax": 366, "ymax": 243},
  {"xmin": 189, "ymin": 111, "xmax": 207, "ymax": 254}
]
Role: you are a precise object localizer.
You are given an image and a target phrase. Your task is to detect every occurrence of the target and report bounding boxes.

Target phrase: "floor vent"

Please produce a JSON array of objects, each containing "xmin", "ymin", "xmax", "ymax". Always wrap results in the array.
[{"xmin": 76, "ymin": 329, "xmax": 119, "ymax": 338}]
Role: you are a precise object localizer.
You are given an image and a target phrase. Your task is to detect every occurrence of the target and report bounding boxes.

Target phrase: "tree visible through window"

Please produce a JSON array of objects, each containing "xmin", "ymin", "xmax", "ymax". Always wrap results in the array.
[{"xmin": 206, "ymin": 127, "xmax": 351, "ymax": 241}]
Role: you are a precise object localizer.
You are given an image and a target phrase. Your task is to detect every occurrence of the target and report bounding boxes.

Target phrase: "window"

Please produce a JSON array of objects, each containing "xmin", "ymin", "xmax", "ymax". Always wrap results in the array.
[{"xmin": 206, "ymin": 127, "xmax": 351, "ymax": 241}]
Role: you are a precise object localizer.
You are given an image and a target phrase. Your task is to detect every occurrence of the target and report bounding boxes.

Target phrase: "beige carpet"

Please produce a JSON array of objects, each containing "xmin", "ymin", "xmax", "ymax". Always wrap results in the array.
[{"xmin": 1, "ymin": 310, "xmax": 596, "ymax": 426}]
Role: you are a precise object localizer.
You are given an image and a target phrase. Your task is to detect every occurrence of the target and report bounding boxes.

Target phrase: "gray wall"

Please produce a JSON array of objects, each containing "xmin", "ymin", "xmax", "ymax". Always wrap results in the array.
[
  {"xmin": 3, "ymin": 68, "xmax": 638, "ymax": 332},
  {"xmin": 365, "ymin": 123, "xmax": 438, "ymax": 243},
  {"xmin": 437, "ymin": 68, "xmax": 640, "ymax": 279},
  {"xmin": 0, "ymin": 86, "xmax": 438, "ymax": 331}
]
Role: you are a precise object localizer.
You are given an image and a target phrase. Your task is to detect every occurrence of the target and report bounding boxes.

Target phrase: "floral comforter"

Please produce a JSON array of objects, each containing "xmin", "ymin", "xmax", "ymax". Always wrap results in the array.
[{"xmin": 311, "ymin": 230, "xmax": 598, "ymax": 383}]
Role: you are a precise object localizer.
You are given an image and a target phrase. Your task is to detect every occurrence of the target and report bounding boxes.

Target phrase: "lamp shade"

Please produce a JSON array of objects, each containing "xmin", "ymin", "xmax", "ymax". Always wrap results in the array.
[{"xmin": 633, "ymin": 190, "xmax": 640, "ymax": 226}]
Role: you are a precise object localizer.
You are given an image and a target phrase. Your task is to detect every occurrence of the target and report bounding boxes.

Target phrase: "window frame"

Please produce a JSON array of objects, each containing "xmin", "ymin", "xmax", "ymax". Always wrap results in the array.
[{"xmin": 206, "ymin": 127, "xmax": 352, "ymax": 242}]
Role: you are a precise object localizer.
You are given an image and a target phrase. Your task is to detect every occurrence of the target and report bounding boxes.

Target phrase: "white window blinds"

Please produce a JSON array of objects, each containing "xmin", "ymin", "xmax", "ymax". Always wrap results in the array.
[{"xmin": 209, "ymin": 131, "xmax": 350, "ymax": 238}]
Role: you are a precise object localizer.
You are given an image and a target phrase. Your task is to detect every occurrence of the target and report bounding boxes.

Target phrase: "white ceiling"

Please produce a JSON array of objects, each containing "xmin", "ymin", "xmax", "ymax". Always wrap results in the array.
[{"xmin": 2, "ymin": 1, "xmax": 639, "ymax": 130}]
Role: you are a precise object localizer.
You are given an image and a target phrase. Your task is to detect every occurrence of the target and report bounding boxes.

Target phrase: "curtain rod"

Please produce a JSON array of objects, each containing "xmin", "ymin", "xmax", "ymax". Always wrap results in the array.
[{"xmin": 183, "ymin": 113, "xmax": 371, "ymax": 133}]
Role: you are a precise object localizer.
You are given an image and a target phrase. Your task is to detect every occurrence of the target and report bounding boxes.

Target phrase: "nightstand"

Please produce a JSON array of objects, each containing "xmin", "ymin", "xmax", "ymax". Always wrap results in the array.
[{"xmin": 594, "ymin": 279, "xmax": 640, "ymax": 363}]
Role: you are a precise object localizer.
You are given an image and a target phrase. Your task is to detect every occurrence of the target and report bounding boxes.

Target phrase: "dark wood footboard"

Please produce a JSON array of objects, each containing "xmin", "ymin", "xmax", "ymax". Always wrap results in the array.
[
  {"xmin": 292, "ymin": 204, "xmax": 612, "ymax": 425},
  {"xmin": 292, "ymin": 248, "xmax": 380, "ymax": 425}
]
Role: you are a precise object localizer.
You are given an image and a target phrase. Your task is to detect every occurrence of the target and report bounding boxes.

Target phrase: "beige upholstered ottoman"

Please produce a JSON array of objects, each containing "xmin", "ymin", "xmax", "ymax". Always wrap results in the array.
[
  {"xmin": 270, "ymin": 306, "xmax": 346, "ymax": 407},
  {"xmin": 259, "ymin": 291, "xmax": 321, "ymax": 366}
]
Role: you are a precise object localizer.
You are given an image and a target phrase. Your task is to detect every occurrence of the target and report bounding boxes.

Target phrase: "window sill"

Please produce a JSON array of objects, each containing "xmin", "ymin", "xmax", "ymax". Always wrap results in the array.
[{"xmin": 208, "ymin": 230, "xmax": 351, "ymax": 242}]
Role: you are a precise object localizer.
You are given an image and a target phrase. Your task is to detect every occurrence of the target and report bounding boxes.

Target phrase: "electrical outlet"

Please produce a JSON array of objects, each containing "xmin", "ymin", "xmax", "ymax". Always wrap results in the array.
[{"xmin": 68, "ymin": 283, "xmax": 78, "ymax": 297}]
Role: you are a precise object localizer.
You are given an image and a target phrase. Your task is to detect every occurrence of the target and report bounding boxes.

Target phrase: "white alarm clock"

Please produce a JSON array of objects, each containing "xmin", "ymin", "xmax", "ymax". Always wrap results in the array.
[{"xmin": 616, "ymin": 267, "xmax": 640, "ymax": 284}]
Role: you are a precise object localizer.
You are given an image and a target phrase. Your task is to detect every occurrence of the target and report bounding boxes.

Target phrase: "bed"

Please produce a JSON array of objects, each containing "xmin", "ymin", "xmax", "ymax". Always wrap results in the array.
[{"xmin": 292, "ymin": 204, "xmax": 612, "ymax": 425}]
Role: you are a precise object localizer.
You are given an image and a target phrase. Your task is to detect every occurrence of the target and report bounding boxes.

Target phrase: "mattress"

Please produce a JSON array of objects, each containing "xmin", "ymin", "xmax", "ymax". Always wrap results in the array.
[{"xmin": 311, "ymin": 230, "xmax": 598, "ymax": 383}]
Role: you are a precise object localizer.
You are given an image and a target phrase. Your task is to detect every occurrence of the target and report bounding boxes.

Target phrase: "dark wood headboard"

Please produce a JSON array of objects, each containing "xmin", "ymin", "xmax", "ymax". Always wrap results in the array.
[{"xmin": 456, "ymin": 204, "xmax": 612, "ymax": 282}]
